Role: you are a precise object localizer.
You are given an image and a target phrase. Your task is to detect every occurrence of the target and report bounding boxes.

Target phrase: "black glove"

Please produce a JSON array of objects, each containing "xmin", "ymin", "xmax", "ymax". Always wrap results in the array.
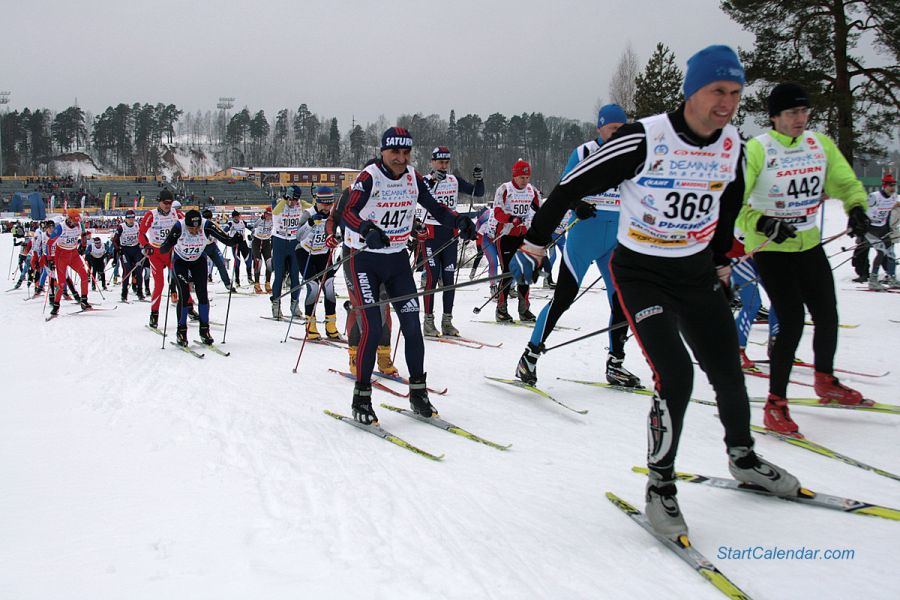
[
  {"xmin": 847, "ymin": 206, "xmax": 869, "ymax": 238},
  {"xmin": 455, "ymin": 215, "xmax": 477, "ymax": 241},
  {"xmin": 361, "ymin": 222, "xmax": 390, "ymax": 250},
  {"xmin": 406, "ymin": 237, "xmax": 418, "ymax": 253},
  {"xmin": 572, "ymin": 200, "xmax": 596, "ymax": 221},
  {"xmin": 472, "ymin": 164, "xmax": 484, "ymax": 181},
  {"xmin": 431, "ymin": 170, "xmax": 447, "ymax": 184},
  {"xmin": 142, "ymin": 245, "xmax": 154, "ymax": 257},
  {"xmin": 757, "ymin": 216, "xmax": 797, "ymax": 244}
]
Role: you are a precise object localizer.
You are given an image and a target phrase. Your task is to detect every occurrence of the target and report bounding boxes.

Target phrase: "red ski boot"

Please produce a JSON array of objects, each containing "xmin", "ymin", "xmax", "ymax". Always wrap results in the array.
[
  {"xmin": 763, "ymin": 394, "xmax": 802, "ymax": 438},
  {"xmin": 814, "ymin": 372, "xmax": 864, "ymax": 406},
  {"xmin": 739, "ymin": 348, "xmax": 755, "ymax": 370}
]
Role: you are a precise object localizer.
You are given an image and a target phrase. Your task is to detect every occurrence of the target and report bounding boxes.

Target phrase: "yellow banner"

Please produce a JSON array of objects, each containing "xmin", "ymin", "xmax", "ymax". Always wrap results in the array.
[{"xmin": 104, "ymin": 193, "xmax": 110, "ymax": 211}]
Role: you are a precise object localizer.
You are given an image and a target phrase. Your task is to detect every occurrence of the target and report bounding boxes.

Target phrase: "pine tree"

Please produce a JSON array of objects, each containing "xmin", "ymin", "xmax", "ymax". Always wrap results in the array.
[
  {"xmin": 721, "ymin": 0, "xmax": 900, "ymax": 163},
  {"xmin": 327, "ymin": 118, "xmax": 341, "ymax": 166},
  {"xmin": 633, "ymin": 43, "xmax": 684, "ymax": 119}
]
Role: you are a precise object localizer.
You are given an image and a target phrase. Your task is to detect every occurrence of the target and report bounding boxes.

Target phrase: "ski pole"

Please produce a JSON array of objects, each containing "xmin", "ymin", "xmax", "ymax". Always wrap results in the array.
[
  {"xmin": 350, "ymin": 273, "xmax": 510, "ymax": 314},
  {"xmin": 542, "ymin": 320, "xmax": 630, "ymax": 353},
  {"xmin": 161, "ymin": 268, "xmax": 174, "ymax": 349},
  {"xmin": 277, "ymin": 244, "xmax": 364, "ymax": 300},
  {"xmin": 292, "ymin": 249, "xmax": 335, "ymax": 373},
  {"xmin": 473, "ymin": 277, "xmax": 513, "ymax": 314},
  {"xmin": 221, "ymin": 256, "xmax": 238, "ymax": 344},
  {"xmin": 573, "ymin": 274, "xmax": 604, "ymax": 304},
  {"xmin": 6, "ymin": 238, "xmax": 14, "ymax": 280}
]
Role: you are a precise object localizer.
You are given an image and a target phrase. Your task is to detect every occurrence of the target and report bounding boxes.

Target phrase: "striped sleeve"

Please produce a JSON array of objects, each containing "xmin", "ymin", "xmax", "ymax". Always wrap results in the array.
[
  {"xmin": 526, "ymin": 123, "xmax": 647, "ymax": 246},
  {"xmin": 342, "ymin": 170, "xmax": 373, "ymax": 233}
]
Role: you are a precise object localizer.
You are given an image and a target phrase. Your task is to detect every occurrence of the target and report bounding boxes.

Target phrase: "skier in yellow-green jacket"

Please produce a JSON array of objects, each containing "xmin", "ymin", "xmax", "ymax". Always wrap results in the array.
[{"xmin": 737, "ymin": 83, "xmax": 870, "ymax": 437}]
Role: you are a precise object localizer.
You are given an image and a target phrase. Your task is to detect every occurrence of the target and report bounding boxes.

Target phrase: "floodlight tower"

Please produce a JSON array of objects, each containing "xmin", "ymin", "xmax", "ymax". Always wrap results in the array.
[
  {"xmin": 217, "ymin": 96, "xmax": 235, "ymax": 165},
  {"xmin": 0, "ymin": 91, "xmax": 11, "ymax": 176}
]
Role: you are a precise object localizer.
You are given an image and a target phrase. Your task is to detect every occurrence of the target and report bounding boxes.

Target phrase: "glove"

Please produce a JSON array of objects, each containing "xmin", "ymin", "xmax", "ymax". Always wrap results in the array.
[
  {"xmin": 509, "ymin": 239, "xmax": 546, "ymax": 285},
  {"xmin": 325, "ymin": 234, "xmax": 341, "ymax": 249},
  {"xmin": 847, "ymin": 206, "xmax": 869, "ymax": 238},
  {"xmin": 572, "ymin": 200, "xmax": 596, "ymax": 221},
  {"xmin": 757, "ymin": 216, "xmax": 797, "ymax": 244},
  {"xmin": 142, "ymin": 246, "xmax": 155, "ymax": 257},
  {"xmin": 361, "ymin": 222, "xmax": 390, "ymax": 250},
  {"xmin": 715, "ymin": 263, "xmax": 734, "ymax": 302},
  {"xmin": 472, "ymin": 164, "xmax": 484, "ymax": 181},
  {"xmin": 456, "ymin": 215, "xmax": 477, "ymax": 241},
  {"xmin": 431, "ymin": 170, "xmax": 447, "ymax": 184}
]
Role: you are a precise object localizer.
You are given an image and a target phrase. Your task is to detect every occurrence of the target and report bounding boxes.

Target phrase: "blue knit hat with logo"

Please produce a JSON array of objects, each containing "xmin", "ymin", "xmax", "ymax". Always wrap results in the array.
[
  {"xmin": 683, "ymin": 45, "xmax": 745, "ymax": 100},
  {"xmin": 381, "ymin": 127, "xmax": 413, "ymax": 150},
  {"xmin": 597, "ymin": 104, "xmax": 628, "ymax": 128},
  {"xmin": 314, "ymin": 186, "xmax": 335, "ymax": 203}
]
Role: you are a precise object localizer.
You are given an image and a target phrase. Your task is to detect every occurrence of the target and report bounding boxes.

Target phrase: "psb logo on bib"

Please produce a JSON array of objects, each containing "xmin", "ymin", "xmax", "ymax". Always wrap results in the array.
[
  {"xmin": 709, "ymin": 181, "xmax": 725, "ymax": 191},
  {"xmin": 654, "ymin": 144, "xmax": 669, "ymax": 155},
  {"xmin": 723, "ymin": 137, "xmax": 733, "ymax": 151},
  {"xmin": 642, "ymin": 213, "xmax": 656, "ymax": 225}
]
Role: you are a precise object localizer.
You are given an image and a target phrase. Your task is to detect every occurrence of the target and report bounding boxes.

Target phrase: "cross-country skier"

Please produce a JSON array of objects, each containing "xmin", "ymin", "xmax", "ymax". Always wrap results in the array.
[
  {"xmin": 270, "ymin": 187, "xmax": 305, "ymax": 319},
  {"xmin": 341, "ymin": 127, "xmax": 476, "ymax": 425},
  {"xmin": 515, "ymin": 104, "xmax": 642, "ymax": 388},
  {"xmin": 249, "ymin": 206, "xmax": 274, "ymax": 294},
  {"xmin": 419, "ymin": 146, "xmax": 484, "ymax": 337},
  {"xmin": 737, "ymin": 83, "xmax": 871, "ymax": 436},
  {"xmin": 139, "ymin": 189, "xmax": 184, "ymax": 328},
  {"xmin": 864, "ymin": 173, "xmax": 898, "ymax": 289},
  {"xmin": 223, "ymin": 209, "xmax": 253, "ymax": 287},
  {"xmin": 159, "ymin": 209, "xmax": 237, "ymax": 346},
  {"xmin": 47, "ymin": 209, "xmax": 92, "ymax": 315},
  {"xmin": 85, "ymin": 236, "xmax": 109, "ymax": 291},
  {"xmin": 510, "ymin": 45, "xmax": 801, "ymax": 538},
  {"xmin": 294, "ymin": 186, "xmax": 341, "ymax": 340},
  {"xmin": 113, "ymin": 209, "xmax": 145, "ymax": 302}
]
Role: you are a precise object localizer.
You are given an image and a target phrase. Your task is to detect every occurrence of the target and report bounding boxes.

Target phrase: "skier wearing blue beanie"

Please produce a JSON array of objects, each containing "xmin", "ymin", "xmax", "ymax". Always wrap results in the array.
[{"xmin": 509, "ymin": 44, "xmax": 802, "ymax": 541}]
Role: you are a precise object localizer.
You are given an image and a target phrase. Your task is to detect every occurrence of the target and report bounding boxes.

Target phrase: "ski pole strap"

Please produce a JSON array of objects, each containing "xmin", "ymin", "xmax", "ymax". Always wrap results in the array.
[
  {"xmin": 348, "ymin": 273, "xmax": 511, "ymax": 312},
  {"xmin": 542, "ymin": 320, "xmax": 630, "ymax": 353}
]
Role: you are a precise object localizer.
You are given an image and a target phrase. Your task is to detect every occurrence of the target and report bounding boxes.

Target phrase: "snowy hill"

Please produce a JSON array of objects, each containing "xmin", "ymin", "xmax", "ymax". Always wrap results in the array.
[
  {"xmin": 48, "ymin": 152, "xmax": 103, "ymax": 177},
  {"xmin": 0, "ymin": 200, "xmax": 897, "ymax": 600}
]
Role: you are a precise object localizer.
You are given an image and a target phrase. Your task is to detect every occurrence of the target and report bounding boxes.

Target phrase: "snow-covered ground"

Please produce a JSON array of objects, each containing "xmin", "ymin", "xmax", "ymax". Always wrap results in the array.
[{"xmin": 1, "ymin": 200, "xmax": 897, "ymax": 600}]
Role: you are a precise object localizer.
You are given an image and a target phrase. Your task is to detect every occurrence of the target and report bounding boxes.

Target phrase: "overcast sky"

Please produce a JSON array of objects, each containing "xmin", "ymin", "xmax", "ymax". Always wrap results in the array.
[{"xmin": 4, "ymin": 0, "xmax": 760, "ymax": 127}]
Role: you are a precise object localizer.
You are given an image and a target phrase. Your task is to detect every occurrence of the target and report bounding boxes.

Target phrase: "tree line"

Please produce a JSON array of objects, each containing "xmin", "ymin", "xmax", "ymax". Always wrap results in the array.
[{"xmin": 1, "ymin": 1, "xmax": 896, "ymax": 183}]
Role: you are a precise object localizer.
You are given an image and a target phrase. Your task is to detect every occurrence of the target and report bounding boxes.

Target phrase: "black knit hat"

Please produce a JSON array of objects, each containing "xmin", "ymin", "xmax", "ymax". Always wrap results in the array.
[
  {"xmin": 158, "ymin": 188, "xmax": 174, "ymax": 202},
  {"xmin": 768, "ymin": 83, "xmax": 810, "ymax": 116},
  {"xmin": 185, "ymin": 209, "xmax": 202, "ymax": 227}
]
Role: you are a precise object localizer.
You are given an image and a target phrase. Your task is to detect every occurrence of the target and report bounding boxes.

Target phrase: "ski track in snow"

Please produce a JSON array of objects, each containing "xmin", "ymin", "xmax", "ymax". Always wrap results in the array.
[{"xmin": 1, "ymin": 200, "xmax": 898, "ymax": 600}]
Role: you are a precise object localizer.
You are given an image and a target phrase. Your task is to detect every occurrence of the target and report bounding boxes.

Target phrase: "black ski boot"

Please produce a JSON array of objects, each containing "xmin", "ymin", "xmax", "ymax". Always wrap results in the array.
[
  {"xmin": 606, "ymin": 356, "xmax": 643, "ymax": 388},
  {"xmin": 516, "ymin": 342, "xmax": 543, "ymax": 385},
  {"xmin": 409, "ymin": 374, "xmax": 437, "ymax": 418},
  {"xmin": 496, "ymin": 302, "xmax": 514, "ymax": 323},
  {"xmin": 199, "ymin": 323, "xmax": 214, "ymax": 345},
  {"xmin": 79, "ymin": 297, "xmax": 92, "ymax": 311},
  {"xmin": 50, "ymin": 300, "xmax": 60, "ymax": 316},
  {"xmin": 188, "ymin": 306, "xmax": 200, "ymax": 321},
  {"xmin": 352, "ymin": 383, "xmax": 377, "ymax": 425},
  {"xmin": 176, "ymin": 324, "xmax": 189, "ymax": 347},
  {"xmin": 149, "ymin": 311, "xmax": 159, "ymax": 329}
]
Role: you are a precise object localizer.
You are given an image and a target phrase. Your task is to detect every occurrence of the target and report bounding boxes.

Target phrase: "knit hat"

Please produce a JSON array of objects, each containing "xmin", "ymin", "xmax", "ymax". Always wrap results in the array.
[
  {"xmin": 597, "ymin": 104, "xmax": 628, "ymax": 128},
  {"xmin": 125, "ymin": 209, "xmax": 135, "ymax": 218},
  {"xmin": 158, "ymin": 188, "xmax": 174, "ymax": 202},
  {"xmin": 683, "ymin": 45, "xmax": 745, "ymax": 100},
  {"xmin": 290, "ymin": 185, "xmax": 303, "ymax": 199},
  {"xmin": 381, "ymin": 127, "xmax": 413, "ymax": 150},
  {"xmin": 67, "ymin": 208, "xmax": 81, "ymax": 221},
  {"xmin": 202, "ymin": 209, "xmax": 213, "ymax": 219},
  {"xmin": 767, "ymin": 83, "xmax": 810, "ymax": 116},
  {"xmin": 185, "ymin": 210, "xmax": 202, "ymax": 228},
  {"xmin": 512, "ymin": 160, "xmax": 531, "ymax": 178},
  {"xmin": 431, "ymin": 146, "xmax": 451, "ymax": 161},
  {"xmin": 314, "ymin": 186, "xmax": 335, "ymax": 203},
  {"xmin": 231, "ymin": 209, "xmax": 241, "ymax": 217},
  {"xmin": 883, "ymin": 173, "xmax": 897, "ymax": 185}
]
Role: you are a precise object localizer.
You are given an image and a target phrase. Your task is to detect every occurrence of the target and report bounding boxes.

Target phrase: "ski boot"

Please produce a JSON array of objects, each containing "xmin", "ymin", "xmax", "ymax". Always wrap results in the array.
[
  {"xmin": 13, "ymin": 281, "xmax": 22, "ymax": 290},
  {"xmin": 188, "ymin": 306, "xmax": 200, "ymax": 321},
  {"xmin": 121, "ymin": 291, "xmax": 128, "ymax": 303},
  {"xmin": 306, "ymin": 319, "xmax": 321, "ymax": 340},
  {"xmin": 645, "ymin": 469, "xmax": 688, "ymax": 540},
  {"xmin": 149, "ymin": 311, "xmax": 159, "ymax": 329},
  {"xmin": 50, "ymin": 300, "xmax": 60, "ymax": 316},
  {"xmin": 348, "ymin": 345, "xmax": 358, "ymax": 377},
  {"xmin": 176, "ymin": 324, "xmax": 189, "ymax": 347},
  {"xmin": 518, "ymin": 308, "xmax": 537, "ymax": 322},
  {"xmin": 868, "ymin": 274, "xmax": 886, "ymax": 291},
  {"xmin": 352, "ymin": 383, "xmax": 377, "ymax": 425},
  {"xmin": 409, "ymin": 374, "xmax": 437, "ymax": 418},
  {"xmin": 884, "ymin": 275, "xmax": 900, "ymax": 289},
  {"xmin": 496, "ymin": 302, "xmax": 514, "ymax": 323},
  {"xmin": 423, "ymin": 313, "xmax": 440, "ymax": 337},
  {"xmin": 516, "ymin": 342, "xmax": 543, "ymax": 386},
  {"xmin": 271, "ymin": 300, "xmax": 283, "ymax": 320},
  {"xmin": 469, "ymin": 266, "xmax": 477, "ymax": 280},
  {"xmin": 728, "ymin": 443, "xmax": 801, "ymax": 496},
  {"xmin": 542, "ymin": 273, "xmax": 555, "ymax": 289},
  {"xmin": 79, "ymin": 297, "xmax": 92, "ymax": 311},
  {"xmin": 606, "ymin": 356, "xmax": 642, "ymax": 388},
  {"xmin": 762, "ymin": 394, "xmax": 800, "ymax": 436},
  {"xmin": 265, "ymin": 281, "xmax": 272, "ymax": 294},
  {"xmin": 441, "ymin": 313, "xmax": 460, "ymax": 337},
  {"xmin": 290, "ymin": 299, "xmax": 302, "ymax": 317},
  {"xmin": 814, "ymin": 372, "xmax": 864, "ymax": 405},
  {"xmin": 377, "ymin": 345, "xmax": 398, "ymax": 375},
  {"xmin": 254, "ymin": 282, "xmax": 263, "ymax": 294},
  {"xmin": 739, "ymin": 348, "xmax": 755, "ymax": 370},
  {"xmin": 199, "ymin": 323, "xmax": 214, "ymax": 345},
  {"xmin": 325, "ymin": 314, "xmax": 341, "ymax": 339}
]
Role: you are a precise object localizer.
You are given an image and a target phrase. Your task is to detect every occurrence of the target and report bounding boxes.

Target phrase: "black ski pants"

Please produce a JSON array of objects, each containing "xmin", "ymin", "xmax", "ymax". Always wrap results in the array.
[{"xmin": 610, "ymin": 245, "xmax": 753, "ymax": 479}]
